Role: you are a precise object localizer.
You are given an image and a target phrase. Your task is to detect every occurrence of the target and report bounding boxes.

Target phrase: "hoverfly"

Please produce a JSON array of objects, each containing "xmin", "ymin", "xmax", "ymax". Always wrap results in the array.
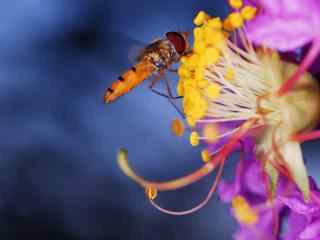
[{"xmin": 104, "ymin": 31, "xmax": 190, "ymax": 112}]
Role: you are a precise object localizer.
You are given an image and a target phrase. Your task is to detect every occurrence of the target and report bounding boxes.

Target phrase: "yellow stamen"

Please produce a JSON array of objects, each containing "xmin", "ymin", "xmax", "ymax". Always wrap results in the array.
[
  {"xmin": 229, "ymin": 0, "xmax": 243, "ymax": 9},
  {"xmin": 241, "ymin": 6, "xmax": 257, "ymax": 20},
  {"xmin": 207, "ymin": 17, "xmax": 222, "ymax": 30},
  {"xmin": 193, "ymin": 11, "xmax": 210, "ymax": 26},
  {"xmin": 223, "ymin": 18, "xmax": 234, "ymax": 31},
  {"xmin": 205, "ymin": 83, "xmax": 220, "ymax": 99},
  {"xmin": 177, "ymin": 79, "xmax": 184, "ymax": 96},
  {"xmin": 229, "ymin": 12, "xmax": 244, "ymax": 28},
  {"xmin": 193, "ymin": 27, "xmax": 204, "ymax": 42},
  {"xmin": 203, "ymin": 124, "xmax": 219, "ymax": 142},
  {"xmin": 205, "ymin": 47, "xmax": 220, "ymax": 65},
  {"xmin": 232, "ymin": 196, "xmax": 258, "ymax": 225},
  {"xmin": 145, "ymin": 185, "xmax": 158, "ymax": 200},
  {"xmin": 197, "ymin": 79, "xmax": 209, "ymax": 88},
  {"xmin": 194, "ymin": 41, "xmax": 206, "ymax": 54},
  {"xmin": 225, "ymin": 67, "xmax": 235, "ymax": 81},
  {"xmin": 201, "ymin": 150, "xmax": 210, "ymax": 163},
  {"xmin": 190, "ymin": 131, "xmax": 200, "ymax": 146},
  {"xmin": 178, "ymin": 65, "xmax": 190, "ymax": 78},
  {"xmin": 180, "ymin": 56, "xmax": 190, "ymax": 65},
  {"xmin": 171, "ymin": 118, "xmax": 185, "ymax": 137},
  {"xmin": 186, "ymin": 116, "xmax": 196, "ymax": 128}
]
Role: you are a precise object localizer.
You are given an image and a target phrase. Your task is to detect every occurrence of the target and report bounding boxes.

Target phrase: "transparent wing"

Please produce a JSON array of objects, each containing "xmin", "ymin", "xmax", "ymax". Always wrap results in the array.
[{"xmin": 99, "ymin": 31, "xmax": 147, "ymax": 72}]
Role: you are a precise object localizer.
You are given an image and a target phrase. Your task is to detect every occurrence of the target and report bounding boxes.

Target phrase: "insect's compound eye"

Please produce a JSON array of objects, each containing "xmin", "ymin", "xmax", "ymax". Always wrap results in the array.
[{"xmin": 166, "ymin": 32, "xmax": 187, "ymax": 54}]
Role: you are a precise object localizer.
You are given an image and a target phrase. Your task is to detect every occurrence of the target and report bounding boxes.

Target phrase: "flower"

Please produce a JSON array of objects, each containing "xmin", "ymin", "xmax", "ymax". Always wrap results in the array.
[{"xmin": 117, "ymin": 2, "xmax": 320, "ymax": 222}]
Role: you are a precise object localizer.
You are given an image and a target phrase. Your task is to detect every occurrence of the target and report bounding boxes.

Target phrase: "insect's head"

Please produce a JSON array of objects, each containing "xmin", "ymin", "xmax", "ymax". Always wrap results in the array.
[{"xmin": 165, "ymin": 31, "xmax": 189, "ymax": 56}]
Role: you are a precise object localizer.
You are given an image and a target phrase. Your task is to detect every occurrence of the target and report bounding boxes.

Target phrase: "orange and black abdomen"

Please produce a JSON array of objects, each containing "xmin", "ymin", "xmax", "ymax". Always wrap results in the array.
[{"xmin": 104, "ymin": 61, "xmax": 155, "ymax": 103}]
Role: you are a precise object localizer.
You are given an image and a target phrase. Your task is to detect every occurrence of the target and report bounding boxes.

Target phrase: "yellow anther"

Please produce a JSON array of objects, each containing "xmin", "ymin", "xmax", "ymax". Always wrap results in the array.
[
  {"xmin": 171, "ymin": 118, "xmax": 185, "ymax": 137},
  {"xmin": 205, "ymin": 82, "xmax": 220, "ymax": 99},
  {"xmin": 229, "ymin": 12, "xmax": 244, "ymax": 28},
  {"xmin": 180, "ymin": 56, "xmax": 190, "ymax": 65},
  {"xmin": 193, "ymin": 11, "xmax": 210, "ymax": 26},
  {"xmin": 190, "ymin": 131, "xmax": 200, "ymax": 146},
  {"xmin": 207, "ymin": 32, "xmax": 226, "ymax": 49},
  {"xmin": 189, "ymin": 54, "xmax": 200, "ymax": 66},
  {"xmin": 203, "ymin": 124, "xmax": 219, "ymax": 143},
  {"xmin": 201, "ymin": 150, "xmax": 211, "ymax": 163},
  {"xmin": 205, "ymin": 47, "xmax": 220, "ymax": 65},
  {"xmin": 203, "ymin": 25, "xmax": 216, "ymax": 38},
  {"xmin": 194, "ymin": 41, "xmax": 206, "ymax": 54},
  {"xmin": 207, "ymin": 17, "xmax": 222, "ymax": 30},
  {"xmin": 232, "ymin": 196, "xmax": 258, "ymax": 225},
  {"xmin": 186, "ymin": 116, "xmax": 196, "ymax": 128},
  {"xmin": 193, "ymin": 27, "xmax": 204, "ymax": 42},
  {"xmin": 145, "ymin": 185, "xmax": 158, "ymax": 200},
  {"xmin": 197, "ymin": 79, "xmax": 209, "ymax": 88},
  {"xmin": 195, "ymin": 67, "xmax": 205, "ymax": 83},
  {"xmin": 223, "ymin": 18, "xmax": 234, "ymax": 31},
  {"xmin": 241, "ymin": 6, "xmax": 257, "ymax": 20},
  {"xmin": 177, "ymin": 79, "xmax": 184, "ymax": 96},
  {"xmin": 225, "ymin": 67, "xmax": 235, "ymax": 81},
  {"xmin": 178, "ymin": 66, "xmax": 190, "ymax": 78},
  {"xmin": 229, "ymin": 0, "xmax": 243, "ymax": 9}
]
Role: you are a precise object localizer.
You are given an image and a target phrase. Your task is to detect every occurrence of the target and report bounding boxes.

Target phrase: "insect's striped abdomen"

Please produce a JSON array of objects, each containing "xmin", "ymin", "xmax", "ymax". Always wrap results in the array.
[{"xmin": 104, "ymin": 61, "xmax": 155, "ymax": 103}]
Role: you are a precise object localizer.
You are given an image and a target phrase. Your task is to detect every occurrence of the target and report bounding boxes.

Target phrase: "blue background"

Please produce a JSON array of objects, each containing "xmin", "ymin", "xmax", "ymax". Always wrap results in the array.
[{"xmin": 0, "ymin": 0, "xmax": 319, "ymax": 239}]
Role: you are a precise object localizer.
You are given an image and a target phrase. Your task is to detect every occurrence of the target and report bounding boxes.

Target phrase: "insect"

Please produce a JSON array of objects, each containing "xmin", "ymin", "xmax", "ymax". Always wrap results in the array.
[{"xmin": 104, "ymin": 31, "xmax": 189, "ymax": 106}]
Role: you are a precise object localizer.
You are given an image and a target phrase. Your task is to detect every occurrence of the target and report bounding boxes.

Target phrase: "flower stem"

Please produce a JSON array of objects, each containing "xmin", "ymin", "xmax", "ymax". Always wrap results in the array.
[
  {"xmin": 277, "ymin": 37, "xmax": 320, "ymax": 96},
  {"xmin": 117, "ymin": 118, "xmax": 257, "ymax": 192},
  {"xmin": 291, "ymin": 130, "xmax": 320, "ymax": 142}
]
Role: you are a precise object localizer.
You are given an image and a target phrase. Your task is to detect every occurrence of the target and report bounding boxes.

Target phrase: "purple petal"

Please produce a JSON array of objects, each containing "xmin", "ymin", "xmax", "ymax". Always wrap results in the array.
[
  {"xmin": 300, "ymin": 220, "xmax": 320, "ymax": 239},
  {"xmin": 281, "ymin": 195, "xmax": 320, "ymax": 217},
  {"xmin": 218, "ymin": 180, "xmax": 240, "ymax": 202},
  {"xmin": 218, "ymin": 160, "xmax": 242, "ymax": 202},
  {"xmin": 284, "ymin": 212, "xmax": 307, "ymax": 240},
  {"xmin": 243, "ymin": 159, "xmax": 267, "ymax": 196},
  {"xmin": 246, "ymin": 15, "xmax": 315, "ymax": 51},
  {"xmin": 246, "ymin": 0, "xmax": 320, "ymax": 51},
  {"xmin": 234, "ymin": 210, "xmax": 275, "ymax": 240}
]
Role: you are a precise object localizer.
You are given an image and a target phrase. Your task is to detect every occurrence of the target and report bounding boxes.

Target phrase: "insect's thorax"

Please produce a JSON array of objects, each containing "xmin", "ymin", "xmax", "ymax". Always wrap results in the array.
[{"xmin": 141, "ymin": 39, "xmax": 181, "ymax": 71}]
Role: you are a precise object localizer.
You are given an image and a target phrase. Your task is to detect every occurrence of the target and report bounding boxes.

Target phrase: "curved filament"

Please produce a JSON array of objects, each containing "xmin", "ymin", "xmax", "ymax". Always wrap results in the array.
[
  {"xmin": 148, "ymin": 160, "xmax": 225, "ymax": 216},
  {"xmin": 118, "ymin": 118, "xmax": 258, "ymax": 192}
]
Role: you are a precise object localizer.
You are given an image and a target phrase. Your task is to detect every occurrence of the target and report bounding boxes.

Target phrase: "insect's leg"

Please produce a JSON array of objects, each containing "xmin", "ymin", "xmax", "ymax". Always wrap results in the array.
[
  {"xmin": 162, "ymin": 74, "xmax": 182, "ymax": 99},
  {"xmin": 148, "ymin": 73, "xmax": 184, "ymax": 118},
  {"xmin": 162, "ymin": 74, "xmax": 184, "ymax": 118},
  {"xmin": 148, "ymin": 74, "xmax": 169, "ymax": 98}
]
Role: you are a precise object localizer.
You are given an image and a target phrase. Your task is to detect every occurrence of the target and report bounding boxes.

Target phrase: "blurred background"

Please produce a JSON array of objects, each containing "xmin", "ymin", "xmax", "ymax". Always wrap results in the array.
[{"xmin": 0, "ymin": 0, "xmax": 319, "ymax": 239}]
